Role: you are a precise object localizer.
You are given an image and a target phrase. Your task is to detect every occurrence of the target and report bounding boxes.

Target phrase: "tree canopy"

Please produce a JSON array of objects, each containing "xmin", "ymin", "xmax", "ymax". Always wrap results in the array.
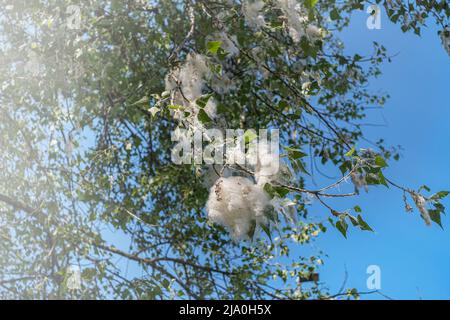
[{"xmin": 0, "ymin": 0, "xmax": 448, "ymax": 299}]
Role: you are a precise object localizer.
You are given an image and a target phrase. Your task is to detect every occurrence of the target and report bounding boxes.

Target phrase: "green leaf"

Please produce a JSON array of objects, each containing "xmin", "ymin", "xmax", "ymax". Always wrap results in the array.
[
  {"xmin": 434, "ymin": 202, "xmax": 445, "ymax": 213},
  {"xmin": 264, "ymin": 208, "xmax": 278, "ymax": 223},
  {"xmin": 330, "ymin": 8, "xmax": 340, "ymax": 21},
  {"xmin": 305, "ymin": 0, "xmax": 318, "ymax": 9},
  {"xmin": 260, "ymin": 222, "xmax": 272, "ymax": 242},
  {"xmin": 131, "ymin": 96, "xmax": 149, "ymax": 106},
  {"xmin": 300, "ymin": 37, "xmax": 317, "ymax": 58},
  {"xmin": 207, "ymin": 41, "xmax": 222, "ymax": 55},
  {"xmin": 348, "ymin": 215, "xmax": 359, "ymax": 227},
  {"xmin": 278, "ymin": 100, "xmax": 289, "ymax": 110},
  {"xmin": 247, "ymin": 220, "xmax": 257, "ymax": 239},
  {"xmin": 168, "ymin": 105, "xmax": 185, "ymax": 110},
  {"xmin": 375, "ymin": 155, "xmax": 388, "ymax": 168},
  {"xmin": 273, "ymin": 186, "xmax": 290, "ymax": 198},
  {"xmin": 270, "ymin": 20, "xmax": 284, "ymax": 29},
  {"xmin": 285, "ymin": 147, "xmax": 307, "ymax": 160},
  {"xmin": 378, "ymin": 171, "xmax": 389, "ymax": 187},
  {"xmin": 336, "ymin": 219, "xmax": 348, "ymax": 238},
  {"xmin": 210, "ymin": 63, "xmax": 223, "ymax": 75},
  {"xmin": 196, "ymin": 94, "xmax": 212, "ymax": 109},
  {"xmin": 430, "ymin": 191, "xmax": 450, "ymax": 201},
  {"xmin": 263, "ymin": 183, "xmax": 276, "ymax": 198},
  {"xmin": 339, "ymin": 161, "xmax": 352, "ymax": 175},
  {"xmin": 429, "ymin": 210, "xmax": 443, "ymax": 228},
  {"xmin": 344, "ymin": 146, "xmax": 356, "ymax": 157},
  {"xmin": 292, "ymin": 159, "xmax": 309, "ymax": 175},
  {"xmin": 197, "ymin": 109, "xmax": 212, "ymax": 124},
  {"xmin": 243, "ymin": 129, "xmax": 258, "ymax": 144},
  {"xmin": 354, "ymin": 205, "xmax": 362, "ymax": 213},
  {"xmin": 263, "ymin": 183, "xmax": 289, "ymax": 198},
  {"xmin": 357, "ymin": 215, "xmax": 374, "ymax": 232},
  {"xmin": 217, "ymin": 48, "xmax": 229, "ymax": 60}
]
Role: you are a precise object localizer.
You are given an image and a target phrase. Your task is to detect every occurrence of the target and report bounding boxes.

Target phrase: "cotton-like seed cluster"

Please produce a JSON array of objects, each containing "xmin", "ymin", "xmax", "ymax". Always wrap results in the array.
[
  {"xmin": 411, "ymin": 192, "xmax": 431, "ymax": 226},
  {"xmin": 241, "ymin": 0, "xmax": 322, "ymax": 42},
  {"xmin": 211, "ymin": 72, "xmax": 237, "ymax": 95},
  {"xmin": 206, "ymin": 142, "xmax": 283, "ymax": 240},
  {"xmin": 242, "ymin": 0, "xmax": 266, "ymax": 29},
  {"xmin": 274, "ymin": 0, "xmax": 322, "ymax": 42},
  {"xmin": 224, "ymin": 141, "xmax": 281, "ymax": 185},
  {"xmin": 165, "ymin": 53, "xmax": 210, "ymax": 103},
  {"xmin": 165, "ymin": 53, "xmax": 217, "ymax": 126},
  {"xmin": 254, "ymin": 142, "xmax": 280, "ymax": 186},
  {"xmin": 206, "ymin": 176, "xmax": 270, "ymax": 241},
  {"xmin": 201, "ymin": 165, "xmax": 233, "ymax": 189},
  {"xmin": 350, "ymin": 171, "xmax": 368, "ymax": 193},
  {"xmin": 215, "ymin": 32, "xmax": 239, "ymax": 57}
]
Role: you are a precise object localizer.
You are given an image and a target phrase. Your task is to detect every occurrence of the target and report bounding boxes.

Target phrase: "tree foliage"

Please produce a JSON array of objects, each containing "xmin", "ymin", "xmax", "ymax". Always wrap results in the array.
[{"xmin": 0, "ymin": 0, "xmax": 448, "ymax": 299}]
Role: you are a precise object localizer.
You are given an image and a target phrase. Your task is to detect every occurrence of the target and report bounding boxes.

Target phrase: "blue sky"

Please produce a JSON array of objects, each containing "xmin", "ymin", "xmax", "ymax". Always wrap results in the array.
[{"xmin": 312, "ymin": 8, "xmax": 450, "ymax": 299}]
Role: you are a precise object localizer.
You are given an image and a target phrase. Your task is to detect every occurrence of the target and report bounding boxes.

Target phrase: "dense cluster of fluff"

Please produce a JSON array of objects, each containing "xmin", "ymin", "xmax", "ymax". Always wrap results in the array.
[
  {"xmin": 241, "ymin": 0, "xmax": 322, "ymax": 42},
  {"xmin": 201, "ymin": 165, "xmax": 233, "ymax": 189},
  {"xmin": 206, "ymin": 142, "xmax": 282, "ymax": 241},
  {"xmin": 165, "ymin": 34, "xmax": 240, "ymax": 129},
  {"xmin": 274, "ymin": 0, "xmax": 322, "ymax": 42},
  {"xmin": 214, "ymin": 31, "xmax": 239, "ymax": 57},
  {"xmin": 350, "ymin": 171, "xmax": 368, "ymax": 193},
  {"xmin": 411, "ymin": 192, "xmax": 431, "ymax": 226},
  {"xmin": 206, "ymin": 176, "xmax": 271, "ymax": 241},
  {"xmin": 242, "ymin": 0, "xmax": 266, "ymax": 29},
  {"xmin": 165, "ymin": 53, "xmax": 209, "ymax": 103},
  {"xmin": 165, "ymin": 53, "xmax": 217, "ymax": 127},
  {"xmin": 254, "ymin": 142, "xmax": 280, "ymax": 186},
  {"xmin": 163, "ymin": 13, "xmax": 293, "ymax": 241}
]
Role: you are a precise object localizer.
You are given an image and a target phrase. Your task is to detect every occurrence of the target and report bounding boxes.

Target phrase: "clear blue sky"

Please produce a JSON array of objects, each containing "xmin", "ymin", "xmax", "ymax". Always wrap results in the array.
[{"xmin": 311, "ymin": 8, "xmax": 450, "ymax": 300}]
